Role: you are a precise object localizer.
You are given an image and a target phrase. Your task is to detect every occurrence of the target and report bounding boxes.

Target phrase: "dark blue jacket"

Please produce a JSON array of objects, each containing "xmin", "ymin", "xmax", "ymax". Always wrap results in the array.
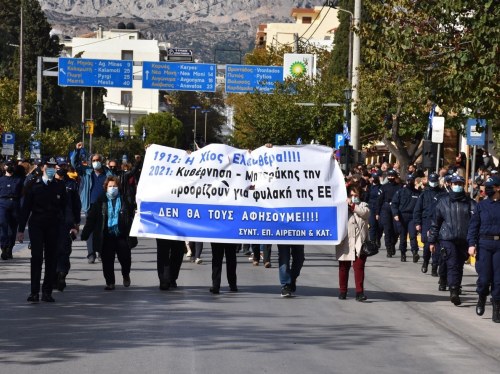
[
  {"xmin": 367, "ymin": 183, "xmax": 383, "ymax": 214},
  {"xmin": 413, "ymin": 186, "xmax": 444, "ymax": 225},
  {"xmin": 378, "ymin": 181, "xmax": 401, "ymax": 212},
  {"xmin": 61, "ymin": 177, "xmax": 82, "ymax": 228},
  {"xmin": 467, "ymin": 198, "xmax": 500, "ymax": 246},
  {"xmin": 391, "ymin": 185, "xmax": 420, "ymax": 217},
  {"xmin": 428, "ymin": 193, "xmax": 476, "ymax": 243}
]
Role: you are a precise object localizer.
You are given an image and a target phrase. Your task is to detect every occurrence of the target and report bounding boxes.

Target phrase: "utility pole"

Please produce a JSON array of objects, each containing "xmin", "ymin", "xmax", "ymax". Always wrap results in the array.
[
  {"xmin": 202, "ymin": 109, "xmax": 211, "ymax": 145},
  {"xmin": 190, "ymin": 106, "xmax": 201, "ymax": 150},
  {"xmin": 350, "ymin": 0, "xmax": 362, "ymax": 152},
  {"xmin": 18, "ymin": 1, "xmax": 25, "ymax": 117},
  {"xmin": 81, "ymin": 91, "xmax": 85, "ymax": 146}
]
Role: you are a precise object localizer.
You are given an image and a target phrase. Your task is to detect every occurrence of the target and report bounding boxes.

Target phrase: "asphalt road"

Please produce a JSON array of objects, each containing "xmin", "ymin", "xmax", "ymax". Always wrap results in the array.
[{"xmin": 1, "ymin": 239, "xmax": 498, "ymax": 374}]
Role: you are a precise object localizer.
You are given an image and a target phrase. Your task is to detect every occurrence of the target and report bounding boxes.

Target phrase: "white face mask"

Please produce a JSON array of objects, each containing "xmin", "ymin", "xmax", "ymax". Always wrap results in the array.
[
  {"xmin": 351, "ymin": 197, "xmax": 360, "ymax": 204},
  {"xmin": 451, "ymin": 185, "xmax": 464, "ymax": 193},
  {"xmin": 107, "ymin": 186, "xmax": 119, "ymax": 198},
  {"xmin": 92, "ymin": 161, "xmax": 102, "ymax": 170},
  {"xmin": 429, "ymin": 181, "xmax": 438, "ymax": 188}
]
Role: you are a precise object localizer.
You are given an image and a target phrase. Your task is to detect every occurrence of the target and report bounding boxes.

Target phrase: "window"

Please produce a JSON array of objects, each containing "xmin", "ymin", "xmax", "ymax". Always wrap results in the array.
[
  {"xmin": 302, "ymin": 17, "xmax": 312, "ymax": 24},
  {"xmin": 121, "ymin": 50, "xmax": 133, "ymax": 60},
  {"xmin": 121, "ymin": 91, "xmax": 132, "ymax": 106}
]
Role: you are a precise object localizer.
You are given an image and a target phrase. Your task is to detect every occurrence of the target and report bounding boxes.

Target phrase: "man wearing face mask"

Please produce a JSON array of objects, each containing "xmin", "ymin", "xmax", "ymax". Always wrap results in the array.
[
  {"xmin": 392, "ymin": 174, "xmax": 421, "ymax": 262},
  {"xmin": 53, "ymin": 158, "xmax": 81, "ymax": 291},
  {"xmin": 70, "ymin": 142, "xmax": 112, "ymax": 263},
  {"xmin": 17, "ymin": 157, "xmax": 66, "ymax": 303},
  {"xmin": 467, "ymin": 175, "xmax": 500, "ymax": 322},
  {"xmin": 414, "ymin": 173, "xmax": 445, "ymax": 276},
  {"xmin": 0, "ymin": 162, "xmax": 24, "ymax": 260},
  {"xmin": 378, "ymin": 169, "xmax": 401, "ymax": 257},
  {"xmin": 428, "ymin": 175, "xmax": 476, "ymax": 306}
]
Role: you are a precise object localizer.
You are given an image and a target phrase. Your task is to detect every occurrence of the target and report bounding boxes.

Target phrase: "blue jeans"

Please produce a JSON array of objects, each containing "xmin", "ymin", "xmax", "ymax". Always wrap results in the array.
[{"xmin": 278, "ymin": 245, "xmax": 304, "ymax": 287}]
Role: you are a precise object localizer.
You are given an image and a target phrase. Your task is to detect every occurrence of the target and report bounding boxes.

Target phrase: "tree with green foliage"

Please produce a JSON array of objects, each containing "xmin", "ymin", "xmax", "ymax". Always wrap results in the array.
[
  {"xmin": 134, "ymin": 112, "xmax": 183, "ymax": 148},
  {"xmin": 359, "ymin": 1, "xmax": 499, "ymax": 174},
  {"xmin": 329, "ymin": 0, "xmax": 354, "ymax": 79}
]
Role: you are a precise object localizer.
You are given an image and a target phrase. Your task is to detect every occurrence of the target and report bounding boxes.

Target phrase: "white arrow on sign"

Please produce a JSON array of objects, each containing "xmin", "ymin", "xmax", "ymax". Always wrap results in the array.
[
  {"xmin": 59, "ymin": 68, "xmax": 66, "ymax": 75},
  {"xmin": 145, "ymin": 71, "xmax": 149, "ymax": 80}
]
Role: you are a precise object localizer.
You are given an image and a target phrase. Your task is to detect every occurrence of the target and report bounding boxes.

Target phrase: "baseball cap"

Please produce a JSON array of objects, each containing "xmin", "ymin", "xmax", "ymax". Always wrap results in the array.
[
  {"xmin": 428, "ymin": 173, "xmax": 439, "ymax": 182},
  {"xmin": 485, "ymin": 175, "xmax": 500, "ymax": 187},
  {"xmin": 406, "ymin": 174, "xmax": 415, "ymax": 181},
  {"xmin": 387, "ymin": 169, "xmax": 398, "ymax": 177},
  {"xmin": 450, "ymin": 175, "xmax": 465, "ymax": 184},
  {"xmin": 56, "ymin": 156, "xmax": 68, "ymax": 166}
]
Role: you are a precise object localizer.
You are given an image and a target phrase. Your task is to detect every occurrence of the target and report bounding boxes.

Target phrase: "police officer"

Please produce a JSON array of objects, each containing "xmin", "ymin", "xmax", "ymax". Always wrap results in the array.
[
  {"xmin": 428, "ymin": 175, "xmax": 476, "ymax": 306},
  {"xmin": 392, "ymin": 174, "xmax": 421, "ymax": 262},
  {"xmin": 378, "ymin": 169, "xmax": 401, "ymax": 257},
  {"xmin": 367, "ymin": 173, "xmax": 383, "ymax": 247},
  {"xmin": 17, "ymin": 157, "xmax": 66, "ymax": 303},
  {"xmin": 467, "ymin": 175, "xmax": 500, "ymax": 322},
  {"xmin": 0, "ymin": 162, "xmax": 23, "ymax": 260},
  {"xmin": 414, "ymin": 173, "xmax": 445, "ymax": 275},
  {"xmin": 53, "ymin": 157, "xmax": 81, "ymax": 291}
]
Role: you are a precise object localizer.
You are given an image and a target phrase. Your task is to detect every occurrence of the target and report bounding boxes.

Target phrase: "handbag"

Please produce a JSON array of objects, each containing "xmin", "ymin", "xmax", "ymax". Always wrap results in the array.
[{"xmin": 361, "ymin": 239, "xmax": 379, "ymax": 257}]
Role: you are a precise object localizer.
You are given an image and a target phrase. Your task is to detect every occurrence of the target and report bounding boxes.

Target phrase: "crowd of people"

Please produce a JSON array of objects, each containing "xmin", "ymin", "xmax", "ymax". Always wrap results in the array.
[{"xmin": 1, "ymin": 145, "xmax": 499, "ymax": 324}]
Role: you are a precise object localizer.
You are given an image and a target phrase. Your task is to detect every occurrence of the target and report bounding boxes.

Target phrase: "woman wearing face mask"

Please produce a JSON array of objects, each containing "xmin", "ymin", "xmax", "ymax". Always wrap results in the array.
[
  {"xmin": 467, "ymin": 175, "xmax": 500, "ymax": 322},
  {"xmin": 336, "ymin": 184, "xmax": 370, "ymax": 301},
  {"xmin": 428, "ymin": 175, "xmax": 476, "ymax": 306},
  {"xmin": 81, "ymin": 176, "xmax": 135, "ymax": 290}
]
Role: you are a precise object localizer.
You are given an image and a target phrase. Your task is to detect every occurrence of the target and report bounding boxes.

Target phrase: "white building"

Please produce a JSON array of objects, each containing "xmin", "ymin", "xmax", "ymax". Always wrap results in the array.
[{"xmin": 62, "ymin": 26, "xmax": 168, "ymax": 136}]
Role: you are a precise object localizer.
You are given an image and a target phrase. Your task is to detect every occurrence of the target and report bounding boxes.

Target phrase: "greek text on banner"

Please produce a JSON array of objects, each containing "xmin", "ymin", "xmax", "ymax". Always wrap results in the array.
[{"xmin": 130, "ymin": 144, "xmax": 348, "ymax": 245}]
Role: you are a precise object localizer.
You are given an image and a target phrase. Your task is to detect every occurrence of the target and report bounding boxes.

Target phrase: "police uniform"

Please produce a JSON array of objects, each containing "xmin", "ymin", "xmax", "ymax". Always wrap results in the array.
[
  {"xmin": 18, "ymin": 157, "xmax": 66, "ymax": 302},
  {"xmin": 467, "ymin": 175, "xmax": 500, "ymax": 322},
  {"xmin": 413, "ymin": 173, "xmax": 444, "ymax": 275},
  {"xmin": 367, "ymin": 175, "xmax": 383, "ymax": 247},
  {"xmin": 428, "ymin": 175, "xmax": 476, "ymax": 306},
  {"xmin": 0, "ymin": 165, "xmax": 23, "ymax": 260},
  {"xmin": 391, "ymin": 175, "xmax": 421, "ymax": 262},
  {"xmin": 378, "ymin": 170, "xmax": 401, "ymax": 257}
]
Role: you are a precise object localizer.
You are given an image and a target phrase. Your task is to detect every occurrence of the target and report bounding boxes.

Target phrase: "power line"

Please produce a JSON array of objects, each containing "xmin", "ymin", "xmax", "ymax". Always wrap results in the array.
[{"xmin": 301, "ymin": 6, "xmax": 331, "ymax": 45}]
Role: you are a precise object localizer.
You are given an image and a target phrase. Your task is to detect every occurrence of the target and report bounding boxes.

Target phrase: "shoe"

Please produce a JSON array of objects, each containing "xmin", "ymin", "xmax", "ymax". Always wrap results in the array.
[
  {"xmin": 431, "ymin": 264, "xmax": 438, "ymax": 277},
  {"xmin": 401, "ymin": 253, "xmax": 407, "ymax": 262},
  {"xmin": 229, "ymin": 285, "xmax": 238, "ymax": 292},
  {"xmin": 170, "ymin": 280, "xmax": 178, "ymax": 288},
  {"xmin": 27, "ymin": 293, "xmax": 39, "ymax": 303},
  {"xmin": 290, "ymin": 279, "xmax": 297, "ymax": 293},
  {"xmin": 87, "ymin": 254, "xmax": 96, "ymax": 264},
  {"xmin": 243, "ymin": 250, "xmax": 252, "ymax": 256},
  {"xmin": 252, "ymin": 261, "xmax": 259, "ymax": 266},
  {"xmin": 159, "ymin": 280, "xmax": 170, "ymax": 291},
  {"xmin": 450, "ymin": 287, "xmax": 461, "ymax": 306},
  {"xmin": 209, "ymin": 287, "xmax": 220, "ymax": 294},
  {"xmin": 6, "ymin": 246, "xmax": 13, "ymax": 259},
  {"xmin": 41, "ymin": 293, "xmax": 55, "ymax": 302},
  {"xmin": 355, "ymin": 292, "xmax": 367, "ymax": 302},
  {"xmin": 421, "ymin": 260, "xmax": 428, "ymax": 273},
  {"xmin": 375, "ymin": 238, "xmax": 381, "ymax": 248},
  {"xmin": 123, "ymin": 275, "xmax": 131, "ymax": 287},
  {"xmin": 195, "ymin": 258, "xmax": 203, "ymax": 264},
  {"xmin": 386, "ymin": 248, "xmax": 392, "ymax": 258},
  {"xmin": 476, "ymin": 295, "xmax": 487, "ymax": 316},
  {"xmin": 56, "ymin": 272, "xmax": 67, "ymax": 292},
  {"xmin": 412, "ymin": 252, "xmax": 420, "ymax": 263},
  {"xmin": 190, "ymin": 256, "xmax": 195, "ymax": 263},
  {"xmin": 493, "ymin": 299, "xmax": 500, "ymax": 323},
  {"xmin": 338, "ymin": 292, "xmax": 347, "ymax": 300},
  {"xmin": 186, "ymin": 249, "xmax": 193, "ymax": 257},
  {"xmin": 1, "ymin": 247, "xmax": 8, "ymax": 260},
  {"xmin": 264, "ymin": 262, "xmax": 272, "ymax": 268},
  {"xmin": 104, "ymin": 284, "xmax": 115, "ymax": 291},
  {"xmin": 281, "ymin": 285, "xmax": 292, "ymax": 298}
]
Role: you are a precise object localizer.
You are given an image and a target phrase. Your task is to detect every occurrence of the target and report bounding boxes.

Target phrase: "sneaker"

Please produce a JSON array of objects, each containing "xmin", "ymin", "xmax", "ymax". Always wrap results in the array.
[
  {"xmin": 186, "ymin": 249, "xmax": 193, "ymax": 257},
  {"xmin": 123, "ymin": 275, "xmax": 131, "ymax": 287},
  {"xmin": 281, "ymin": 285, "xmax": 292, "ymax": 298},
  {"xmin": 338, "ymin": 292, "xmax": 347, "ymax": 300},
  {"xmin": 104, "ymin": 284, "xmax": 115, "ymax": 291},
  {"xmin": 41, "ymin": 293, "xmax": 55, "ymax": 302},
  {"xmin": 264, "ymin": 262, "xmax": 272, "ymax": 268},
  {"xmin": 195, "ymin": 258, "xmax": 203, "ymax": 264},
  {"xmin": 252, "ymin": 260, "xmax": 259, "ymax": 266},
  {"xmin": 355, "ymin": 292, "xmax": 367, "ymax": 302},
  {"xmin": 27, "ymin": 293, "xmax": 39, "ymax": 303},
  {"xmin": 243, "ymin": 250, "xmax": 252, "ymax": 256},
  {"xmin": 87, "ymin": 254, "xmax": 96, "ymax": 264}
]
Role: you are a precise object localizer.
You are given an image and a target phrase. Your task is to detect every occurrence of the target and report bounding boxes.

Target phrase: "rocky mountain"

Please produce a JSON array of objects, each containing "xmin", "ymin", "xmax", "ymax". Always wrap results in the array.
[{"xmin": 40, "ymin": 0, "xmax": 325, "ymax": 62}]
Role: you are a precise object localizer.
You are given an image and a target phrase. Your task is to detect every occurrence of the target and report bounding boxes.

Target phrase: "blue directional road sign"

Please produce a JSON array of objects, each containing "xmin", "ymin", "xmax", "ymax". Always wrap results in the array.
[
  {"xmin": 225, "ymin": 64, "xmax": 284, "ymax": 93},
  {"xmin": 142, "ymin": 61, "xmax": 216, "ymax": 92},
  {"xmin": 334, "ymin": 133, "xmax": 345, "ymax": 149},
  {"xmin": 466, "ymin": 118, "xmax": 486, "ymax": 146},
  {"xmin": 58, "ymin": 58, "xmax": 133, "ymax": 88}
]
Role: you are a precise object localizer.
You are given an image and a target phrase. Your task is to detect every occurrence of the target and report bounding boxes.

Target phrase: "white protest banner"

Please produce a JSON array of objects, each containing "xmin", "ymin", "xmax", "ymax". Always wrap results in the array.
[{"xmin": 130, "ymin": 143, "xmax": 348, "ymax": 245}]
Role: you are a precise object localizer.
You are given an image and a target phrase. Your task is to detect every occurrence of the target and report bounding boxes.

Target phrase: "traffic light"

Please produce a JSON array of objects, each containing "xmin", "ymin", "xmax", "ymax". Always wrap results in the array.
[
  {"xmin": 422, "ymin": 140, "xmax": 437, "ymax": 169},
  {"xmin": 339, "ymin": 145, "xmax": 354, "ymax": 165}
]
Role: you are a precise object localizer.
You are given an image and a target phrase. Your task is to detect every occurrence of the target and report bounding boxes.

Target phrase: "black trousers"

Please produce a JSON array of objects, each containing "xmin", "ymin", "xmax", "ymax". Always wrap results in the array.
[
  {"xmin": 156, "ymin": 239, "xmax": 185, "ymax": 283},
  {"xmin": 56, "ymin": 224, "xmax": 73, "ymax": 275},
  {"xmin": 211, "ymin": 243, "xmax": 237, "ymax": 289},
  {"xmin": 29, "ymin": 222, "xmax": 59, "ymax": 295},
  {"xmin": 101, "ymin": 235, "xmax": 131, "ymax": 285}
]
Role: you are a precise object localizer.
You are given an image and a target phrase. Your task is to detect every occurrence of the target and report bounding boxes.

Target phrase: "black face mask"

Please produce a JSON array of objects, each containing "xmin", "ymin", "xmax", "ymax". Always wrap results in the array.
[
  {"xmin": 387, "ymin": 177, "xmax": 395, "ymax": 183},
  {"xmin": 56, "ymin": 169, "xmax": 67, "ymax": 177},
  {"xmin": 6, "ymin": 166, "xmax": 14, "ymax": 174},
  {"xmin": 109, "ymin": 166, "xmax": 117, "ymax": 174}
]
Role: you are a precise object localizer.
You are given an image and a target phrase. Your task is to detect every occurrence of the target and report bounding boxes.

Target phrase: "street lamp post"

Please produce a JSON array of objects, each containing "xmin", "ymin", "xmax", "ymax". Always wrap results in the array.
[
  {"xmin": 201, "ymin": 109, "xmax": 211, "ymax": 145},
  {"xmin": 190, "ymin": 105, "xmax": 201, "ymax": 150}
]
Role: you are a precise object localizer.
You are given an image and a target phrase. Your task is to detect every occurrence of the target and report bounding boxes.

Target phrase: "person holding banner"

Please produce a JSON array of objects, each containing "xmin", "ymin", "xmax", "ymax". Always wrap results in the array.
[
  {"xmin": 210, "ymin": 242, "xmax": 238, "ymax": 294},
  {"xmin": 278, "ymin": 244, "xmax": 304, "ymax": 298},
  {"xmin": 156, "ymin": 238, "xmax": 185, "ymax": 290},
  {"xmin": 81, "ymin": 176, "xmax": 135, "ymax": 290},
  {"xmin": 336, "ymin": 184, "xmax": 370, "ymax": 301}
]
